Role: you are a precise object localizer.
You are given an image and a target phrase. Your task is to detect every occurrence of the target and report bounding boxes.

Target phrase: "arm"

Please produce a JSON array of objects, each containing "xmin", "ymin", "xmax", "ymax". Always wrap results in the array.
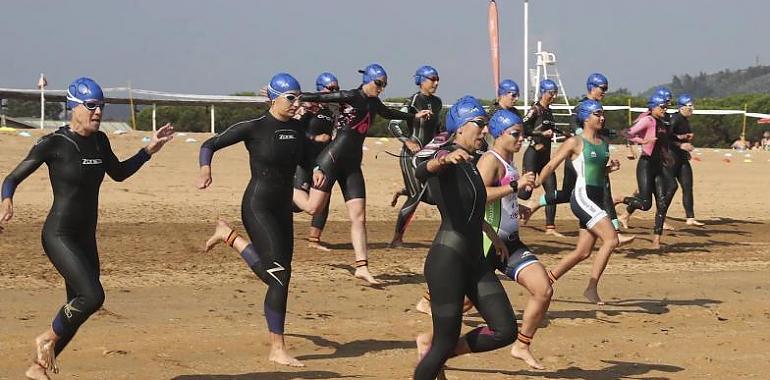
[
  {"xmin": 477, "ymin": 153, "xmax": 513, "ymax": 203},
  {"xmin": 414, "ymin": 149, "xmax": 450, "ymax": 182},
  {"xmin": 626, "ymin": 116, "xmax": 654, "ymax": 144},
  {"xmin": 197, "ymin": 120, "xmax": 253, "ymax": 189},
  {"xmin": 1, "ymin": 136, "xmax": 54, "ymax": 225},
  {"xmin": 522, "ymin": 106, "xmax": 547, "ymax": 137},
  {"xmin": 100, "ymin": 133, "xmax": 152, "ymax": 182},
  {"xmin": 375, "ymin": 98, "xmax": 416, "ymax": 122},
  {"xmin": 536, "ymin": 137, "xmax": 578, "ymax": 186},
  {"xmin": 300, "ymin": 89, "xmax": 359, "ymax": 104}
]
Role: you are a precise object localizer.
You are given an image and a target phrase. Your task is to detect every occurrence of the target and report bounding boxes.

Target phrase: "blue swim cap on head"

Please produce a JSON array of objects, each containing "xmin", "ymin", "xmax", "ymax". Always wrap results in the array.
[
  {"xmin": 445, "ymin": 96, "xmax": 487, "ymax": 134},
  {"xmin": 267, "ymin": 72, "xmax": 301, "ymax": 100},
  {"xmin": 539, "ymin": 79, "xmax": 558, "ymax": 95},
  {"xmin": 489, "ymin": 109, "xmax": 523, "ymax": 138},
  {"xmin": 586, "ymin": 73, "xmax": 609, "ymax": 92},
  {"xmin": 315, "ymin": 72, "xmax": 338, "ymax": 91},
  {"xmin": 66, "ymin": 77, "xmax": 104, "ymax": 110},
  {"xmin": 576, "ymin": 99, "xmax": 604, "ymax": 122},
  {"xmin": 414, "ymin": 65, "xmax": 439, "ymax": 85},
  {"xmin": 677, "ymin": 94, "xmax": 694, "ymax": 107},
  {"xmin": 654, "ymin": 87, "xmax": 672, "ymax": 102},
  {"xmin": 497, "ymin": 79, "xmax": 520, "ymax": 97},
  {"xmin": 647, "ymin": 94, "xmax": 667, "ymax": 109},
  {"xmin": 359, "ymin": 63, "xmax": 387, "ymax": 84}
]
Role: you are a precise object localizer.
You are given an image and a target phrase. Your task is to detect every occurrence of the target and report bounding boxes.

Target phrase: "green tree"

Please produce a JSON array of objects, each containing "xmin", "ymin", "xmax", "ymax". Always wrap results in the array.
[{"xmin": 5, "ymin": 99, "xmax": 63, "ymax": 119}]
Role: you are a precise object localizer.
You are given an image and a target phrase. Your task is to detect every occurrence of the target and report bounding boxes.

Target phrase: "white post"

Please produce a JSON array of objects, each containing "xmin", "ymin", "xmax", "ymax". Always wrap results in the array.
[
  {"xmin": 0, "ymin": 99, "xmax": 5, "ymax": 128},
  {"xmin": 152, "ymin": 104, "xmax": 157, "ymax": 132},
  {"xmin": 523, "ymin": 0, "xmax": 529, "ymax": 108},
  {"xmin": 210, "ymin": 105, "xmax": 215, "ymax": 134}
]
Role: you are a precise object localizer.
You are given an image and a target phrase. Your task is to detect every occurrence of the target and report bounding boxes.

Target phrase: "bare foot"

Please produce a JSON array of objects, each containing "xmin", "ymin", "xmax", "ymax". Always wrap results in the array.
[
  {"xmin": 388, "ymin": 238, "xmax": 404, "ymax": 249},
  {"xmin": 415, "ymin": 297, "xmax": 432, "ymax": 316},
  {"xmin": 618, "ymin": 212, "xmax": 630, "ymax": 230},
  {"xmin": 416, "ymin": 333, "xmax": 432, "ymax": 360},
  {"xmin": 511, "ymin": 341, "xmax": 545, "ymax": 370},
  {"xmin": 269, "ymin": 348, "xmax": 304, "ymax": 367},
  {"xmin": 544, "ymin": 228, "xmax": 566, "ymax": 238},
  {"xmin": 663, "ymin": 222, "xmax": 675, "ymax": 231},
  {"xmin": 354, "ymin": 266, "xmax": 381, "ymax": 285},
  {"xmin": 612, "ymin": 194, "xmax": 625, "ymax": 205},
  {"xmin": 25, "ymin": 362, "xmax": 50, "ymax": 380},
  {"xmin": 34, "ymin": 334, "xmax": 58, "ymax": 374},
  {"xmin": 651, "ymin": 241, "xmax": 662, "ymax": 250},
  {"xmin": 583, "ymin": 287, "xmax": 605, "ymax": 305},
  {"xmin": 204, "ymin": 220, "xmax": 232, "ymax": 253},
  {"xmin": 686, "ymin": 218, "xmax": 705, "ymax": 227},
  {"xmin": 307, "ymin": 239, "xmax": 331, "ymax": 252},
  {"xmin": 462, "ymin": 297, "xmax": 475, "ymax": 314},
  {"xmin": 617, "ymin": 233, "xmax": 635, "ymax": 246},
  {"xmin": 390, "ymin": 190, "xmax": 404, "ymax": 207}
]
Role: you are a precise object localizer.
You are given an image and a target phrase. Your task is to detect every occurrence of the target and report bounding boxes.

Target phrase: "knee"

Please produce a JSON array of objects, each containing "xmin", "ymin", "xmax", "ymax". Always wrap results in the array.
[
  {"xmin": 604, "ymin": 236, "xmax": 619, "ymax": 251},
  {"xmin": 76, "ymin": 287, "xmax": 105, "ymax": 315},
  {"xmin": 576, "ymin": 248, "xmax": 593, "ymax": 261},
  {"xmin": 534, "ymin": 282, "xmax": 554, "ymax": 302}
]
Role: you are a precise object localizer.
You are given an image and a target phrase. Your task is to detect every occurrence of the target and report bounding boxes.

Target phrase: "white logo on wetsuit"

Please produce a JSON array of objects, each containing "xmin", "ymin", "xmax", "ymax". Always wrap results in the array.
[
  {"xmin": 81, "ymin": 159, "xmax": 103, "ymax": 165},
  {"xmin": 277, "ymin": 134, "xmax": 296, "ymax": 140}
]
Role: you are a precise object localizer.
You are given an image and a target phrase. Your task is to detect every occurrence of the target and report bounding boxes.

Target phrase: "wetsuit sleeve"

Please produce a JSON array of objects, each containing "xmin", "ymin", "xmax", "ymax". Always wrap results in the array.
[
  {"xmin": 387, "ymin": 100, "xmax": 413, "ymax": 143},
  {"xmin": 300, "ymin": 90, "xmax": 358, "ymax": 104},
  {"xmin": 414, "ymin": 149, "xmax": 449, "ymax": 182},
  {"xmin": 199, "ymin": 121, "xmax": 253, "ymax": 166},
  {"xmin": 1, "ymin": 136, "xmax": 54, "ymax": 200},
  {"xmin": 99, "ymin": 132, "xmax": 151, "ymax": 182},
  {"xmin": 375, "ymin": 98, "xmax": 415, "ymax": 122},
  {"xmin": 627, "ymin": 116, "xmax": 654, "ymax": 144},
  {"xmin": 522, "ymin": 106, "xmax": 545, "ymax": 137}
]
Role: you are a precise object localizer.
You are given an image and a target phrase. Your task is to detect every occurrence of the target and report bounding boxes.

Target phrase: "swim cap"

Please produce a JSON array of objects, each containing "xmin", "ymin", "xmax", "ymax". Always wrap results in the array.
[
  {"xmin": 66, "ymin": 77, "xmax": 104, "ymax": 110},
  {"xmin": 497, "ymin": 79, "xmax": 520, "ymax": 97},
  {"xmin": 267, "ymin": 72, "xmax": 301, "ymax": 100},
  {"xmin": 586, "ymin": 73, "xmax": 609, "ymax": 92},
  {"xmin": 489, "ymin": 109, "xmax": 523, "ymax": 138},
  {"xmin": 576, "ymin": 99, "xmax": 604, "ymax": 122},
  {"xmin": 654, "ymin": 87, "xmax": 673, "ymax": 102},
  {"xmin": 677, "ymin": 94, "xmax": 694, "ymax": 107},
  {"xmin": 445, "ymin": 96, "xmax": 487, "ymax": 134},
  {"xmin": 315, "ymin": 72, "xmax": 338, "ymax": 91},
  {"xmin": 359, "ymin": 63, "xmax": 387, "ymax": 84},
  {"xmin": 647, "ymin": 93, "xmax": 667, "ymax": 109},
  {"xmin": 414, "ymin": 65, "xmax": 439, "ymax": 85},
  {"xmin": 539, "ymin": 79, "xmax": 558, "ymax": 95}
]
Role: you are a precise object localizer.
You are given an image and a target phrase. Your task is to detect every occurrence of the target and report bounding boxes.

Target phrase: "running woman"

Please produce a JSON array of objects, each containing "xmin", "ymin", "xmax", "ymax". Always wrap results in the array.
[
  {"xmin": 293, "ymin": 64, "xmax": 431, "ymax": 285},
  {"xmin": 478, "ymin": 109, "xmax": 551, "ymax": 369},
  {"xmin": 487, "ymin": 79, "xmax": 523, "ymax": 117},
  {"xmin": 294, "ymin": 72, "xmax": 339, "ymax": 251},
  {"xmin": 0, "ymin": 77, "xmax": 174, "ymax": 380},
  {"xmin": 199, "ymin": 73, "xmax": 306, "ymax": 367},
  {"xmin": 388, "ymin": 65, "xmax": 443, "ymax": 247},
  {"xmin": 518, "ymin": 79, "xmax": 565, "ymax": 237},
  {"xmin": 669, "ymin": 94, "xmax": 704, "ymax": 226},
  {"xmin": 618, "ymin": 93, "xmax": 678, "ymax": 249},
  {"xmin": 535, "ymin": 100, "xmax": 620, "ymax": 305},
  {"xmin": 414, "ymin": 96, "xmax": 517, "ymax": 380}
]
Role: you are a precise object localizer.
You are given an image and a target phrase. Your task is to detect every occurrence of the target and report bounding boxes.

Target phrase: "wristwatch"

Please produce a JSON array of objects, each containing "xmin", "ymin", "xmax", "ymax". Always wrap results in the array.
[{"xmin": 509, "ymin": 180, "xmax": 518, "ymax": 193}]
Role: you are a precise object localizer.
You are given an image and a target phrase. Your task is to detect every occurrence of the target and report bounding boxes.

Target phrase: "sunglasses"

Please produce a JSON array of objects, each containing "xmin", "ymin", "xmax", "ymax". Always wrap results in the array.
[
  {"xmin": 280, "ymin": 93, "xmax": 300, "ymax": 102},
  {"xmin": 592, "ymin": 110, "xmax": 605, "ymax": 117},
  {"xmin": 597, "ymin": 86, "xmax": 608, "ymax": 93},
  {"xmin": 425, "ymin": 76, "xmax": 439, "ymax": 82},
  {"xmin": 83, "ymin": 101, "xmax": 106, "ymax": 111},
  {"xmin": 325, "ymin": 85, "xmax": 339, "ymax": 92},
  {"xmin": 658, "ymin": 105, "xmax": 668, "ymax": 110},
  {"xmin": 374, "ymin": 79, "xmax": 388, "ymax": 88},
  {"xmin": 468, "ymin": 119, "xmax": 487, "ymax": 128},
  {"xmin": 545, "ymin": 90, "xmax": 558, "ymax": 96},
  {"xmin": 506, "ymin": 130, "xmax": 523, "ymax": 138}
]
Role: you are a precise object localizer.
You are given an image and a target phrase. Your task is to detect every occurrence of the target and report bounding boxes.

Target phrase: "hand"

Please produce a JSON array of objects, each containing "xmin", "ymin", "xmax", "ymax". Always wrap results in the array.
[
  {"xmin": 518, "ymin": 205, "xmax": 533, "ymax": 222},
  {"xmin": 640, "ymin": 136, "xmax": 657, "ymax": 145},
  {"xmin": 415, "ymin": 110, "xmax": 433, "ymax": 120},
  {"xmin": 198, "ymin": 166, "xmax": 213, "ymax": 189},
  {"xmin": 440, "ymin": 149, "xmax": 473, "ymax": 165},
  {"xmin": 492, "ymin": 237, "xmax": 509, "ymax": 262},
  {"xmin": 518, "ymin": 171, "xmax": 536, "ymax": 190},
  {"xmin": 312, "ymin": 168, "xmax": 327, "ymax": 189},
  {"xmin": 315, "ymin": 134, "xmax": 331, "ymax": 143},
  {"xmin": 681, "ymin": 142, "xmax": 695, "ymax": 152},
  {"xmin": 608, "ymin": 159, "xmax": 621, "ymax": 172},
  {"xmin": 146, "ymin": 124, "xmax": 175, "ymax": 155},
  {"xmin": 404, "ymin": 140, "xmax": 421, "ymax": 154},
  {"xmin": 258, "ymin": 86, "xmax": 269, "ymax": 97},
  {"xmin": 542, "ymin": 129, "xmax": 554, "ymax": 138},
  {"xmin": 0, "ymin": 198, "xmax": 13, "ymax": 233}
]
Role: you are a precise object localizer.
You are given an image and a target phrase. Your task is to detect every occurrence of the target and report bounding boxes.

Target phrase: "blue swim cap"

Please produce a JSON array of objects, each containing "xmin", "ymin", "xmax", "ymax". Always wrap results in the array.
[
  {"xmin": 267, "ymin": 72, "xmax": 301, "ymax": 100},
  {"xmin": 359, "ymin": 63, "xmax": 387, "ymax": 84},
  {"xmin": 647, "ymin": 94, "xmax": 667, "ymax": 109},
  {"xmin": 677, "ymin": 94, "xmax": 694, "ymax": 107},
  {"xmin": 315, "ymin": 72, "xmax": 338, "ymax": 91},
  {"xmin": 445, "ymin": 96, "xmax": 487, "ymax": 134},
  {"xmin": 66, "ymin": 77, "xmax": 104, "ymax": 110},
  {"xmin": 539, "ymin": 79, "xmax": 558, "ymax": 95},
  {"xmin": 489, "ymin": 109, "xmax": 523, "ymax": 138},
  {"xmin": 576, "ymin": 99, "xmax": 604, "ymax": 122},
  {"xmin": 654, "ymin": 87, "xmax": 672, "ymax": 102},
  {"xmin": 414, "ymin": 65, "xmax": 439, "ymax": 85},
  {"xmin": 497, "ymin": 79, "xmax": 520, "ymax": 97},
  {"xmin": 586, "ymin": 73, "xmax": 609, "ymax": 92}
]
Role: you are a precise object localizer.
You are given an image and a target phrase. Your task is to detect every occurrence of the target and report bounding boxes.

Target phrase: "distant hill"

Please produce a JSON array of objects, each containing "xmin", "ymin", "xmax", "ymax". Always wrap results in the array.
[{"xmin": 643, "ymin": 65, "xmax": 770, "ymax": 97}]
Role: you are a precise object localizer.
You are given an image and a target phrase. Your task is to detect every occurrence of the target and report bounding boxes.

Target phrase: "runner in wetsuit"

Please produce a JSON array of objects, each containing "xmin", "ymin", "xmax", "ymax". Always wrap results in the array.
[
  {"xmin": 199, "ymin": 73, "xmax": 306, "ymax": 367},
  {"xmin": 388, "ymin": 65, "xmax": 443, "ymax": 247},
  {"xmin": 293, "ymin": 64, "xmax": 432, "ymax": 285},
  {"xmin": 669, "ymin": 94, "xmax": 704, "ymax": 226},
  {"xmin": 617, "ymin": 93, "xmax": 677, "ymax": 250},
  {"xmin": 487, "ymin": 79, "xmax": 523, "ymax": 117},
  {"xmin": 414, "ymin": 96, "xmax": 517, "ymax": 380},
  {"xmin": 294, "ymin": 72, "xmax": 338, "ymax": 251},
  {"xmin": 535, "ymin": 99, "xmax": 620, "ymax": 305},
  {"xmin": 523, "ymin": 73, "xmax": 635, "ymax": 244},
  {"xmin": 0, "ymin": 77, "xmax": 174, "ymax": 380},
  {"xmin": 518, "ymin": 79, "xmax": 565, "ymax": 237},
  {"xmin": 477, "ymin": 110, "xmax": 551, "ymax": 370}
]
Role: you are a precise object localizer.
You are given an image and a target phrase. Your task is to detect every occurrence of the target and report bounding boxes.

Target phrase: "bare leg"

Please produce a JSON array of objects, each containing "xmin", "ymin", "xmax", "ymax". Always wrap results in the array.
[
  {"xmin": 307, "ymin": 226, "xmax": 331, "ymax": 252},
  {"xmin": 584, "ymin": 219, "xmax": 619, "ymax": 305},
  {"xmin": 268, "ymin": 333, "xmax": 304, "ymax": 367},
  {"xmin": 415, "ymin": 333, "xmax": 448, "ymax": 380},
  {"xmin": 651, "ymin": 234, "xmax": 662, "ymax": 250},
  {"xmin": 26, "ymin": 328, "xmax": 59, "ymax": 379},
  {"xmin": 346, "ymin": 198, "xmax": 379, "ymax": 285},
  {"xmin": 510, "ymin": 263, "xmax": 552, "ymax": 370},
  {"xmin": 292, "ymin": 188, "xmax": 331, "ymax": 215},
  {"xmin": 549, "ymin": 229, "xmax": 597, "ymax": 282}
]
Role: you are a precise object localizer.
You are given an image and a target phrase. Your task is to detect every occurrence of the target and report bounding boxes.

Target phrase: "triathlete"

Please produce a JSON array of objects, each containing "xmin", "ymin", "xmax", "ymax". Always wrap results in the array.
[{"xmin": 669, "ymin": 94, "xmax": 704, "ymax": 226}]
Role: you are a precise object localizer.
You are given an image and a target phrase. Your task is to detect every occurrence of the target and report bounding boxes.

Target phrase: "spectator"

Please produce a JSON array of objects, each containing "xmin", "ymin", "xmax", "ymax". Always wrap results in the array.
[
  {"xmin": 731, "ymin": 136, "xmax": 749, "ymax": 151},
  {"xmin": 761, "ymin": 131, "xmax": 770, "ymax": 150}
]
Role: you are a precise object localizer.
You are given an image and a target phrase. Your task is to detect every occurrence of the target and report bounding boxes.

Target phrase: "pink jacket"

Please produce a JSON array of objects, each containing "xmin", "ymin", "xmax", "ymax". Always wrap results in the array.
[{"xmin": 627, "ymin": 115, "xmax": 657, "ymax": 156}]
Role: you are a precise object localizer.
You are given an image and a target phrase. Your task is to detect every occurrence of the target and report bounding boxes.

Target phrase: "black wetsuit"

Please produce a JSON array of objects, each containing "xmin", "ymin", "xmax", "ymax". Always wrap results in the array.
[
  {"xmin": 295, "ymin": 108, "xmax": 334, "ymax": 230},
  {"xmin": 518, "ymin": 101, "xmax": 560, "ymax": 228},
  {"xmin": 1, "ymin": 126, "xmax": 152, "ymax": 355},
  {"xmin": 413, "ymin": 143, "xmax": 517, "ymax": 380},
  {"xmin": 487, "ymin": 102, "xmax": 522, "ymax": 119},
  {"xmin": 300, "ymin": 88, "xmax": 414, "ymax": 201},
  {"xmin": 388, "ymin": 92, "xmax": 443, "ymax": 238},
  {"xmin": 199, "ymin": 112, "xmax": 302, "ymax": 334},
  {"xmin": 670, "ymin": 112, "xmax": 695, "ymax": 218}
]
